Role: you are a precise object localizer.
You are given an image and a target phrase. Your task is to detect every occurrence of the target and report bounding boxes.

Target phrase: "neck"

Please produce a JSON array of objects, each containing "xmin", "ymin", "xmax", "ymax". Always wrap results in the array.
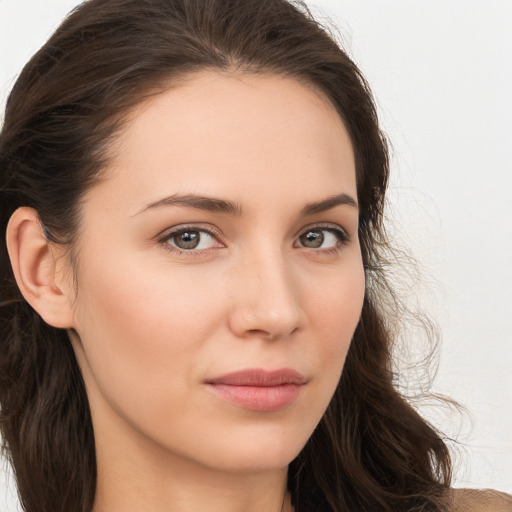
[
  {"xmin": 93, "ymin": 456, "xmax": 293, "ymax": 512},
  {"xmin": 91, "ymin": 409, "xmax": 294, "ymax": 512}
]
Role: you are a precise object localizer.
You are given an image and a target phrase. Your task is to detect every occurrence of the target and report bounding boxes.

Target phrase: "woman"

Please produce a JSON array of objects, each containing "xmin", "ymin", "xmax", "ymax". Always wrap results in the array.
[{"xmin": 0, "ymin": 0, "xmax": 510, "ymax": 511}]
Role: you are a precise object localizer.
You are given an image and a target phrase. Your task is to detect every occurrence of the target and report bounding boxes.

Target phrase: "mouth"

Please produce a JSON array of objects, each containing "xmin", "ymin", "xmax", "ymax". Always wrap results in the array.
[{"xmin": 205, "ymin": 368, "xmax": 306, "ymax": 412}]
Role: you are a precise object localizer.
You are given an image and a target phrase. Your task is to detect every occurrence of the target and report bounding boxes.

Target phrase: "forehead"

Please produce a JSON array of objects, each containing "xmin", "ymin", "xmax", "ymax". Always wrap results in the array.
[{"xmin": 88, "ymin": 71, "xmax": 356, "ymax": 216}]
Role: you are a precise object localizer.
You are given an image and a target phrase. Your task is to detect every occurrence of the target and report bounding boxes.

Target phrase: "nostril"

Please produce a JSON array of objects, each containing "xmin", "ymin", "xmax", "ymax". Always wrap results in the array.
[
  {"xmin": 248, "ymin": 328, "xmax": 273, "ymax": 338},
  {"xmin": 247, "ymin": 327, "xmax": 299, "ymax": 341}
]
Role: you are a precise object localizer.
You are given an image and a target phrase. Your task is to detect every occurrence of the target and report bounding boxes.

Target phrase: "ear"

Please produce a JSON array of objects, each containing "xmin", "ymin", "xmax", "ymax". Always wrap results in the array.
[{"xmin": 6, "ymin": 207, "xmax": 75, "ymax": 329}]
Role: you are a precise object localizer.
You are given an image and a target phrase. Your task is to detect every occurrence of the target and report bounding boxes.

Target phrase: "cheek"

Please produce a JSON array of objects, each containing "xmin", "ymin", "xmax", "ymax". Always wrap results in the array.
[
  {"xmin": 300, "ymin": 254, "xmax": 365, "ymax": 399},
  {"xmin": 76, "ymin": 248, "xmax": 220, "ymax": 341},
  {"xmin": 309, "ymin": 259, "xmax": 365, "ymax": 351},
  {"xmin": 71, "ymin": 251, "xmax": 225, "ymax": 417}
]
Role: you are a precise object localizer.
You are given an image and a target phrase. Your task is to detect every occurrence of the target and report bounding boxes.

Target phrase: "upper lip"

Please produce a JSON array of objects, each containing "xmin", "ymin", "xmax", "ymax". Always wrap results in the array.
[{"xmin": 206, "ymin": 368, "xmax": 306, "ymax": 386}]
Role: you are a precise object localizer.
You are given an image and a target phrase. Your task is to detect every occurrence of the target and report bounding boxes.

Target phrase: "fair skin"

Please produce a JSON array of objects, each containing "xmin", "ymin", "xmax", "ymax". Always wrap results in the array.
[{"xmin": 7, "ymin": 72, "xmax": 365, "ymax": 512}]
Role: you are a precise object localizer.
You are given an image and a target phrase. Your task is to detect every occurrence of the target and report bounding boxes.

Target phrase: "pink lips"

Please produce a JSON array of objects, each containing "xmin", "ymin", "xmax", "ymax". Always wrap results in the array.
[{"xmin": 205, "ymin": 368, "xmax": 306, "ymax": 412}]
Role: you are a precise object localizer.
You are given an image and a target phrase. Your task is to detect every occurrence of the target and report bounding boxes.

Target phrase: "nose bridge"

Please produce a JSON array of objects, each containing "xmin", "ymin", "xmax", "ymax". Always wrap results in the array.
[{"xmin": 229, "ymin": 242, "xmax": 304, "ymax": 339}]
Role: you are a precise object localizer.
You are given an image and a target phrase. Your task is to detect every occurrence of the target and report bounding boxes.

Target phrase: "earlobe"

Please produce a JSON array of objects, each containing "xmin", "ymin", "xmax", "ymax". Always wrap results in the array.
[{"xmin": 6, "ymin": 207, "xmax": 75, "ymax": 329}]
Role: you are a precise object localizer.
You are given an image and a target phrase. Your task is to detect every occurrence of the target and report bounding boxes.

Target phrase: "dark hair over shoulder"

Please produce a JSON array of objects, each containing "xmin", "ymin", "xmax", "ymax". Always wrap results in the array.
[{"xmin": 0, "ymin": 1, "xmax": 451, "ymax": 511}]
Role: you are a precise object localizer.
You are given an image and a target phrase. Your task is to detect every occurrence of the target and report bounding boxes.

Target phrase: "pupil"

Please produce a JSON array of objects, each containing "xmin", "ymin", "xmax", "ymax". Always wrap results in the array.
[
  {"xmin": 302, "ymin": 230, "xmax": 324, "ymax": 248},
  {"xmin": 177, "ymin": 231, "xmax": 200, "ymax": 249}
]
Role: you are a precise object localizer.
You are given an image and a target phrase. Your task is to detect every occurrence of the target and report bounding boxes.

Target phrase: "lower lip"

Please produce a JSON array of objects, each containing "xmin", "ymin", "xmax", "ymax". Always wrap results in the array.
[{"xmin": 206, "ymin": 383, "xmax": 303, "ymax": 412}]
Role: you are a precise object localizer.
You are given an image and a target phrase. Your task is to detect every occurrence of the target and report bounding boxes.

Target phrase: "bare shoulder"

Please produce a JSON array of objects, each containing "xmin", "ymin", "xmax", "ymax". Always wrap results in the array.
[{"xmin": 450, "ymin": 488, "xmax": 512, "ymax": 512}]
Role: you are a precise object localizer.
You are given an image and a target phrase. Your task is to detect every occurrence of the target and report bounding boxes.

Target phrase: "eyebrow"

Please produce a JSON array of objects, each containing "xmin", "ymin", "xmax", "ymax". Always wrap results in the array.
[
  {"xmin": 300, "ymin": 193, "xmax": 358, "ymax": 215},
  {"xmin": 136, "ymin": 193, "xmax": 243, "ymax": 216},
  {"xmin": 136, "ymin": 192, "xmax": 358, "ymax": 217}
]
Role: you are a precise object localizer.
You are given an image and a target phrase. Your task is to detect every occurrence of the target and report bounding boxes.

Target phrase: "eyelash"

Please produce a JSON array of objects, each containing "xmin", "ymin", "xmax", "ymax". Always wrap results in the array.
[
  {"xmin": 297, "ymin": 224, "xmax": 351, "ymax": 255},
  {"xmin": 157, "ymin": 223, "xmax": 351, "ymax": 256},
  {"xmin": 157, "ymin": 225, "xmax": 223, "ymax": 256}
]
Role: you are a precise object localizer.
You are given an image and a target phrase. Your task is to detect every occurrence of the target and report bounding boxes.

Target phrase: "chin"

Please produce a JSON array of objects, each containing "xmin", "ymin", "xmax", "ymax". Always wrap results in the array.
[{"xmin": 188, "ymin": 423, "xmax": 312, "ymax": 474}]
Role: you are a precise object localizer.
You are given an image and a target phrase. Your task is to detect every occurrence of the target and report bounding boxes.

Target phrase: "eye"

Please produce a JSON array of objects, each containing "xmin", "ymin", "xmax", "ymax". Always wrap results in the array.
[
  {"xmin": 296, "ymin": 227, "xmax": 348, "ymax": 250},
  {"xmin": 161, "ymin": 227, "xmax": 221, "ymax": 252}
]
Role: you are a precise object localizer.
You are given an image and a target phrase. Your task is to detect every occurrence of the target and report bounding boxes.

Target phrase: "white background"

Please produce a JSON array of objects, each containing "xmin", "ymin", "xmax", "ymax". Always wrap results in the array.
[{"xmin": 1, "ymin": 0, "xmax": 510, "ymax": 509}]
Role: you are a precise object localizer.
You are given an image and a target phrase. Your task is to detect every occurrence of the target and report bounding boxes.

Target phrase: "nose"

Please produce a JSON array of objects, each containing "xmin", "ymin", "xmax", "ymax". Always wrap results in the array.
[{"xmin": 228, "ymin": 249, "xmax": 306, "ymax": 341}]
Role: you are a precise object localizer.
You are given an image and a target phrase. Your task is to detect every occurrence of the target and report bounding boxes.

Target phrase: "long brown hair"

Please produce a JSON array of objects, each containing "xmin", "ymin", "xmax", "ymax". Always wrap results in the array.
[{"xmin": 0, "ymin": 1, "xmax": 451, "ymax": 511}]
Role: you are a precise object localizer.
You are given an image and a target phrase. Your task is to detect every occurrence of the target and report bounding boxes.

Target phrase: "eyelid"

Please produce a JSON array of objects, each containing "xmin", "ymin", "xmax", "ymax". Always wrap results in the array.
[
  {"xmin": 156, "ymin": 224, "xmax": 225, "ymax": 253},
  {"xmin": 293, "ymin": 223, "xmax": 351, "ymax": 253},
  {"xmin": 155, "ymin": 221, "xmax": 351, "ymax": 256},
  {"xmin": 295, "ymin": 222, "xmax": 350, "ymax": 240},
  {"xmin": 157, "ymin": 223, "xmax": 222, "ymax": 238}
]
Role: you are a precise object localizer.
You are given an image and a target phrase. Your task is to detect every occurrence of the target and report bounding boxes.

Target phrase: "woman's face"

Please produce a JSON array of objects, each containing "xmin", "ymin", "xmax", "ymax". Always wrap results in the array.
[{"xmin": 68, "ymin": 72, "xmax": 365, "ymax": 474}]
